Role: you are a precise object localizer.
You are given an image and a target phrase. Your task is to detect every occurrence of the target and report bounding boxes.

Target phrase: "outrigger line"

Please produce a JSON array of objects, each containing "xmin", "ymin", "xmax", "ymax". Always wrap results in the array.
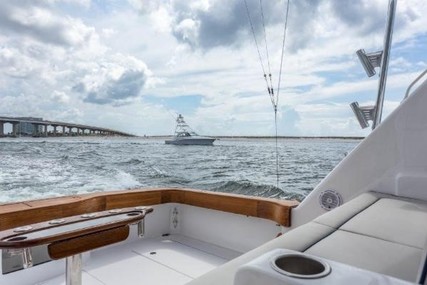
[{"xmin": 244, "ymin": 0, "xmax": 291, "ymax": 189}]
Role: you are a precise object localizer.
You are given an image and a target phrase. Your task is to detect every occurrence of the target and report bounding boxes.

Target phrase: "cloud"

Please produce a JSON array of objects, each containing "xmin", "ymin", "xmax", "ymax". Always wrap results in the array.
[
  {"xmin": 0, "ymin": 0, "xmax": 154, "ymax": 108},
  {"xmin": 329, "ymin": 0, "xmax": 385, "ymax": 35},
  {"xmin": 146, "ymin": 0, "xmax": 426, "ymax": 57},
  {"xmin": 149, "ymin": 6, "xmax": 174, "ymax": 33},
  {"xmin": 48, "ymin": 0, "xmax": 91, "ymax": 8},
  {"xmin": 157, "ymin": 0, "xmax": 319, "ymax": 52},
  {"xmin": 83, "ymin": 69, "xmax": 147, "ymax": 105},
  {"xmin": 167, "ymin": 0, "xmax": 286, "ymax": 50},
  {"xmin": 0, "ymin": 1, "xmax": 96, "ymax": 47},
  {"xmin": 69, "ymin": 53, "xmax": 151, "ymax": 105},
  {"xmin": 128, "ymin": 0, "xmax": 163, "ymax": 13},
  {"xmin": 0, "ymin": 0, "xmax": 426, "ymax": 137},
  {"xmin": 51, "ymin": 90, "xmax": 70, "ymax": 104},
  {"xmin": 279, "ymin": 106, "xmax": 300, "ymax": 135},
  {"xmin": 174, "ymin": 18, "xmax": 200, "ymax": 44},
  {"xmin": 0, "ymin": 46, "xmax": 37, "ymax": 78}
]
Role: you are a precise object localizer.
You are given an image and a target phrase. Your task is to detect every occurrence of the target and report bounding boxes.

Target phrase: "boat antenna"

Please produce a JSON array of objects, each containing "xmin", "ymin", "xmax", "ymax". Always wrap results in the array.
[
  {"xmin": 244, "ymin": 0, "xmax": 291, "ymax": 189},
  {"xmin": 166, "ymin": 109, "xmax": 178, "ymax": 121}
]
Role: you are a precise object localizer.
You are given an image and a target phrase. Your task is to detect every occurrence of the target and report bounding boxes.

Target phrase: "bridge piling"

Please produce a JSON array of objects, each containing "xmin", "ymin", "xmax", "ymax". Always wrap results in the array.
[{"xmin": 12, "ymin": 123, "xmax": 19, "ymax": 137}]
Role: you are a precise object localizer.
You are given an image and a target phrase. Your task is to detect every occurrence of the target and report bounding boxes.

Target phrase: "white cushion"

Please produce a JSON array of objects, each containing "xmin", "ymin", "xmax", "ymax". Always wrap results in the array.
[
  {"xmin": 186, "ymin": 222, "xmax": 334, "ymax": 285},
  {"xmin": 189, "ymin": 192, "xmax": 427, "ymax": 284},
  {"xmin": 305, "ymin": 230, "xmax": 424, "ymax": 282},
  {"xmin": 341, "ymin": 197, "xmax": 427, "ymax": 248},
  {"xmin": 314, "ymin": 192, "xmax": 380, "ymax": 228}
]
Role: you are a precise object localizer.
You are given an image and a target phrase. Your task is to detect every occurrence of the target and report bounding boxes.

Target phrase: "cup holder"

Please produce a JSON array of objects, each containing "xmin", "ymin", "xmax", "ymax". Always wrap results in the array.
[
  {"xmin": 6, "ymin": 236, "xmax": 28, "ymax": 242},
  {"xmin": 271, "ymin": 253, "xmax": 331, "ymax": 279}
]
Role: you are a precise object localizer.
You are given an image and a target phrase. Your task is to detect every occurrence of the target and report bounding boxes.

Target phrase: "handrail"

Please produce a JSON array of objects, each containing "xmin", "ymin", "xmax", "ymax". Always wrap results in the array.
[
  {"xmin": 0, "ymin": 207, "xmax": 151, "ymax": 249},
  {"xmin": 372, "ymin": 0, "xmax": 397, "ymax": 129},
  {"xmin": 404, "ymin": 69, "xmax": 427, "ymax": 100},
  {"xmin": 0, "ymin": 206, "xmax": 152, "ymax": 285}
]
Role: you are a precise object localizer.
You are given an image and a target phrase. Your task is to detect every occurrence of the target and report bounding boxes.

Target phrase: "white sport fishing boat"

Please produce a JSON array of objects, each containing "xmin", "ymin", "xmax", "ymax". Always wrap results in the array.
[
  {"xmin": 165, "ymin": 114, "xmax": 215, "ymax": 146},
  {"xmin": 0, "ymin": 1, "xmax": 426, "ymax": 285}
]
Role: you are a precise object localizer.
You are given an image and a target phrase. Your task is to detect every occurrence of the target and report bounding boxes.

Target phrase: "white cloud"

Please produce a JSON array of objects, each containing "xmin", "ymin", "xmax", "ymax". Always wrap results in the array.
[
  {"xmin": 74, "ymin": 54, "xmax": 151, "ymax": 105},
  {"xmin": 46, "ymin": 0, "xmax": 91, "ymax": 8},
  {"xmin": 0, "ymin": 2, "xmax": 96, "ymax": 47},
  {"xmin": 51, "ymin": 90, "xmax": 70, "ymax": 104},
  {"xmin": 149, "ymin": 7, "xmax": 173, "ymax": 33},
  {"xmin": 174, "ymin": 18, "xmax": 200, "ymax": 43},
  {"xmin": 0, "ymin": 0, "xmax": 425, "ymax": 136}
]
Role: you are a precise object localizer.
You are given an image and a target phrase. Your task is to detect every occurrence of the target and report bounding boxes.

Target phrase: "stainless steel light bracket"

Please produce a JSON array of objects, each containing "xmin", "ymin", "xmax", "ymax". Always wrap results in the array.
[
  {"xmin": 350, "ymin": 102, "xmax": 376, "ymax": 129},
  {"xmin": 356, "ymin": 49, "xmax": 383, "ymax": 77}
]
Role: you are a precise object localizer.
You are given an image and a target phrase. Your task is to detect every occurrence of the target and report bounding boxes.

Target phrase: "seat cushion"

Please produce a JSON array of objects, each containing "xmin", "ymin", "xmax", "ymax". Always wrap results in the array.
[
  {"xmin": 189, "ymin": 192, "xmax": 427, "ymax": 284},
  {"xmin": 186, "ymin": 222, "xmax": 334, "ymax": 285},
  {"xmin": 305, "ymin": 230, "xmax": 424, "ymax": 282},
  {"xmin": 313, "ymin": 192, "xmax": 380, "ymax": 228},
  {"xmin": 340, "ymin": 198, "xmax": 427, "ymax": 248}
]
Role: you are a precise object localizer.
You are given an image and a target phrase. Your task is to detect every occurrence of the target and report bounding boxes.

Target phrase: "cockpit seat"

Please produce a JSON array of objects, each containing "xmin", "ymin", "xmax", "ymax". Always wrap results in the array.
[{"xmin": 188, "ymin": 192, "xmax": 427, "ymax": 285}]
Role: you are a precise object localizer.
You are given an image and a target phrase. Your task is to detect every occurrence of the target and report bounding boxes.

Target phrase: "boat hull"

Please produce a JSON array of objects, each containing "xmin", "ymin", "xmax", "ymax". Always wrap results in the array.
[{"xmin": 165, "ymin": 137, "xmax": 215, "ymax": 145}]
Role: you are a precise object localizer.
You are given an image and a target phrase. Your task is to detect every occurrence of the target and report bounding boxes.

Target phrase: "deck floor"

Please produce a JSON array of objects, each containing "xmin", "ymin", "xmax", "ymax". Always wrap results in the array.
[{"xmin": 38, "ymin": 235, "xmax": 241, "ymax": 285}]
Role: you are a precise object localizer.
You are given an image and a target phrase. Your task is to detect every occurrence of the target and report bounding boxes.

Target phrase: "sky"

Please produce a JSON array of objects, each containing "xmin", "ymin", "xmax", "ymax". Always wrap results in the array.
[{"xmin": 0, "ymin": 0, "xmax": 425, "ymax": 136}]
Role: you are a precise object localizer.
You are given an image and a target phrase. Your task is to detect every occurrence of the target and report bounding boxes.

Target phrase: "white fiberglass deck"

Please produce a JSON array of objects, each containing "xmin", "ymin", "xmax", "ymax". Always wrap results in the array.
[{"xmin": 37, "ymin": 235, "xmax": 240, "ymax": 285}]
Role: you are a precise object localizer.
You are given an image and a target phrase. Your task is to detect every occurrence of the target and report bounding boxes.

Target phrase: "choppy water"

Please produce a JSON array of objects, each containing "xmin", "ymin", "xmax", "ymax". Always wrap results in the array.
[{"xmin": 0, "ymin": 137, "xmax": 359, "ymax": 203}]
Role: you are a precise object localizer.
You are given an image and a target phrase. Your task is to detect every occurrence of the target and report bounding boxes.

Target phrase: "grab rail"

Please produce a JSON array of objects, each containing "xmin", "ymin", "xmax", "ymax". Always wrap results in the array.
[
  {"xmin": 404, "ymin": 69, "xmax": 427, "ymax": 100},
  {"xmin": 372, "ymin": 0, "xmax": 397, "ymax": 129},
  {"xmin": 0, "ymin": 206, "xmax": 152, "ymax": 285}
]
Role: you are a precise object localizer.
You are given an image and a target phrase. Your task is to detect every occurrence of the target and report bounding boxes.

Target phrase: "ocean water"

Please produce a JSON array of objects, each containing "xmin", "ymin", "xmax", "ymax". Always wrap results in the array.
[{"xmin": 0, "ymin": 137, "xmax": 360, "ymax": 204}]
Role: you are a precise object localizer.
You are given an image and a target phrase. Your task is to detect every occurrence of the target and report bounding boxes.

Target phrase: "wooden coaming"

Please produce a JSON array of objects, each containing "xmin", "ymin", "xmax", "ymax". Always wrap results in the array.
[{"xmin": 0, "ymin": 188, "xmax": 299, "ymax": 231}]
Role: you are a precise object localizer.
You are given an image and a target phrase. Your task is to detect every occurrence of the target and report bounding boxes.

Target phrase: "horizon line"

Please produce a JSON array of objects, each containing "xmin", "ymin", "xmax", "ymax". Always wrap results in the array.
[{"xmin": 144, "ymin": 135, "xmax": 365, "ymax": 139}]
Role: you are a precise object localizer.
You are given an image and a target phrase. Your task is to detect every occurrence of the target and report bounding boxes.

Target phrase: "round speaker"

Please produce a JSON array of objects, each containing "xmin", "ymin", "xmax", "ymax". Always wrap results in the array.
[{"xmin": 319, "ymin": 190, "xmax": 342, "ymax": 211}]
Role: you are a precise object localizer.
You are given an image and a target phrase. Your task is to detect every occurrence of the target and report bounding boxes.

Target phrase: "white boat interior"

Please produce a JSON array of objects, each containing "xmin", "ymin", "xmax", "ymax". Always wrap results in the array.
[
  {"xmin": 34, "ymin": 222, "xmax": 241, "ymax": 285},
  {"xmin": 0, "ymin": 200, "xmax": 292, "ymax": 285}
]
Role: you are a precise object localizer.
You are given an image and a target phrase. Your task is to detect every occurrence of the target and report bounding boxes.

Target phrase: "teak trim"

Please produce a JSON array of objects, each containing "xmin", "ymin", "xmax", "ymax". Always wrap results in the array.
[
  {"xmin": 48, "ymin": 226, "xmax": 130, "ymax": 260},
  {"xmin": 0, "ymin": 188, "xmax": 299, "ymax": 231},
  {"xmin": 0, "ymin": 207, "xmax": 151, "ymax": 249}
]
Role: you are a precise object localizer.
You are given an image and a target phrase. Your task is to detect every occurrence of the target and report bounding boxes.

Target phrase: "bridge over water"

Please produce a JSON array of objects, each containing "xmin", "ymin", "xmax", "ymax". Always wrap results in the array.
[{"xmin": 0, "ymin": 116, "xmax": 134, "ymax": 137}]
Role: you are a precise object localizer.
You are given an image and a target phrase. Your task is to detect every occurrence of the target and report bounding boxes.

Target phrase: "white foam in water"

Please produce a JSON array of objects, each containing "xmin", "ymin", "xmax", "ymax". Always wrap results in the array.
[
  {"xmin": 0, "ymin": 137, "xmax": 359, "ymax": 203},
  {"xmin": 91, "ymin": 170, "xmax": 142, "ymax": 192},
  {"xmin": 112, "ymin": 170, "xmax": 141, "ymax": 188}
]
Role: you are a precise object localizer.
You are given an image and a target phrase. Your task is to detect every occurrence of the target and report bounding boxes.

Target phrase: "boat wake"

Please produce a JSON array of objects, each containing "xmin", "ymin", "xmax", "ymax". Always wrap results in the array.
[{"xmin": 210, "ymin": 180, "xmax": 305, "ymax": 201}]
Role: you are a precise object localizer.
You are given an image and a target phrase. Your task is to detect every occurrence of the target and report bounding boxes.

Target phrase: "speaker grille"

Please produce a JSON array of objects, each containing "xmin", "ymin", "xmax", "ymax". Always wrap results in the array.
[{"xmin": 319, "ymin": 190, "xmax": 342, "ymax": 211}]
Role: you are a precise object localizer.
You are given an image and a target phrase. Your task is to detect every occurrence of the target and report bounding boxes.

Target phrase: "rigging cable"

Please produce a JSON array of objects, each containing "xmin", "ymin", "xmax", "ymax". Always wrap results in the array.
[
  {"xmin": 273, "ymin": 0, "xmax": 291, "ymax": 188},
  {"xmin": 259, "ymin": 0, "xmax": 274, "ymax": 96},
  {"xmin": 244, "ymin": 0, "xmax": 264, "ymax": 73},
  {"xmin": 277, "ymin": 0, "xmax": 291, "ymax": 105},
  {"xmin": 244, "ymin": 0, "xmax": 271, "ymax": 98},
  {"xmin": 244, "ymin": 0, "xmax": 291, "ymax": 189}
]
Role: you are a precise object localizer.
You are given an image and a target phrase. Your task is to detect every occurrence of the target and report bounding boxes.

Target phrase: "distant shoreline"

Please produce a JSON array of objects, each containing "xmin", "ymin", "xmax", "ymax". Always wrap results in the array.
[
  {"xmin": 146, "ymin": 135, "xmax": 364, "ymax": 140},
  {"xmin": 0, "ymin": 135, "xmax": 365, "ymax": 140}
]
